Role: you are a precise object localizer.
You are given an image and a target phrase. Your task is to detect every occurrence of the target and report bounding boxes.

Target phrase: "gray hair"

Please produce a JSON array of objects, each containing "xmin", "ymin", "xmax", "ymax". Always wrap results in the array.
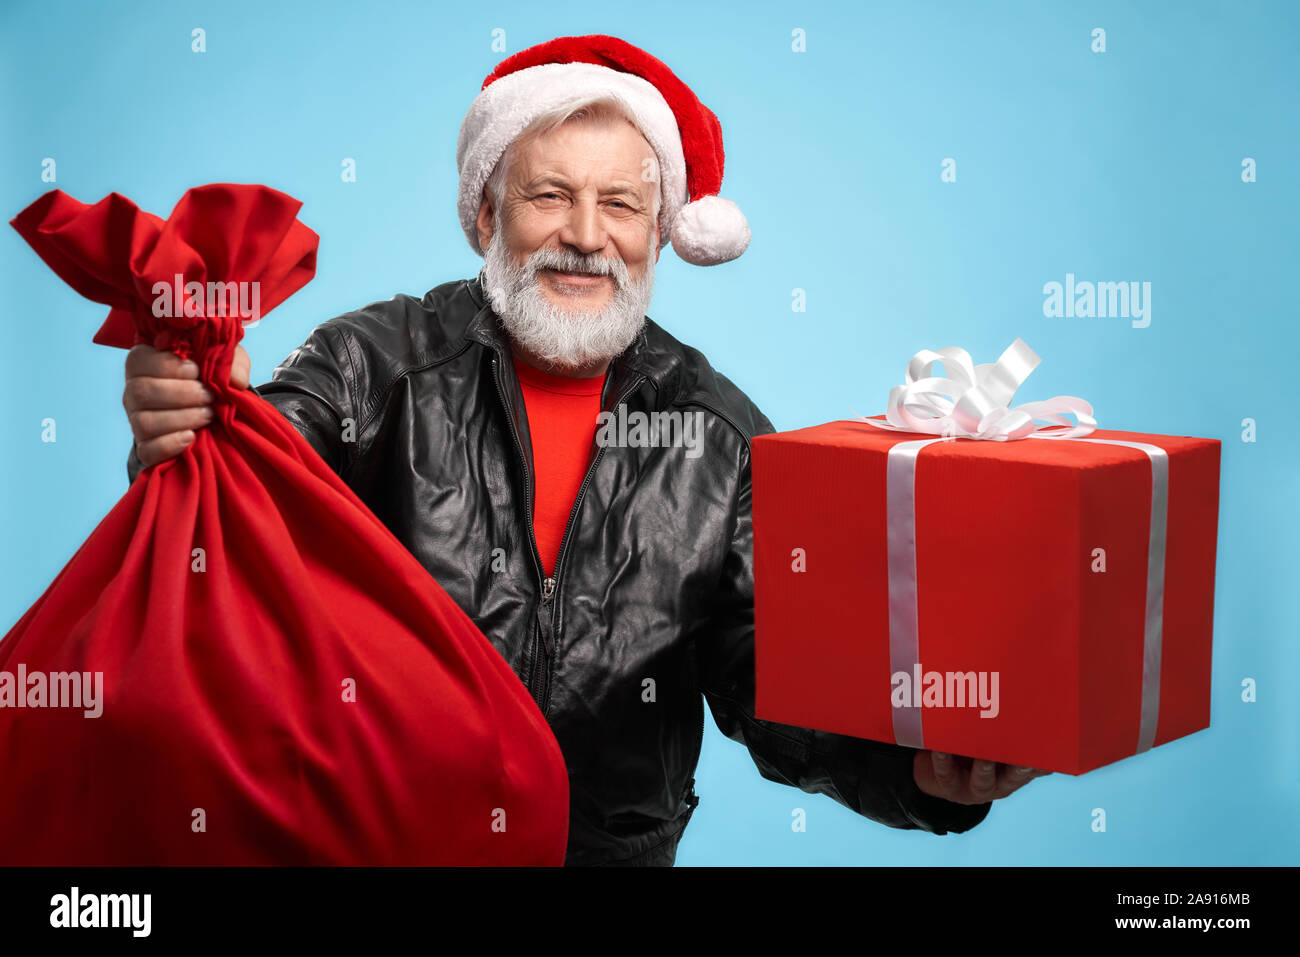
[{"xmin": 483, "ymin": 97, "xmax": 662, "ymax": 224}]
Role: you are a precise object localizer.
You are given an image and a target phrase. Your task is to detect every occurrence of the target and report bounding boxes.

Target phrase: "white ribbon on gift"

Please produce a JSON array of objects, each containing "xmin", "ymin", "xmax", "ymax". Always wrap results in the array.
[
  {"xmin": 852, "ymin": 337, "xmax": 1097, "ymax": 441},
  {"xmin": 852, "ymin": 340, "xmax": 1166, "ymax": 760}
]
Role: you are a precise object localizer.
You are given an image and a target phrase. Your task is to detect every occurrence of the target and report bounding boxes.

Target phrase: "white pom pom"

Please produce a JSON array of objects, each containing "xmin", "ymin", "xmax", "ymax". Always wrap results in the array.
[{"xmin": 670, "ymin": 195, "xmax": 751, "ymax": 266}]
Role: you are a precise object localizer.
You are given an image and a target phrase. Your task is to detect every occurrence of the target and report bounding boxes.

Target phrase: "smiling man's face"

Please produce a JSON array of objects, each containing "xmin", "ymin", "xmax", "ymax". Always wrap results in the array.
[{"xmin": 476, "ymin": 106, "xmax": 662, "ymax": 375}]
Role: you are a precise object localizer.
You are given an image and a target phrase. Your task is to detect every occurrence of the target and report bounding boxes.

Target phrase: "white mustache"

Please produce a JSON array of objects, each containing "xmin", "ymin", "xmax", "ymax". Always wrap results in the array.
[{"xmin": 526, "ymin": 250, "xmax": 629, "ymax": 284}]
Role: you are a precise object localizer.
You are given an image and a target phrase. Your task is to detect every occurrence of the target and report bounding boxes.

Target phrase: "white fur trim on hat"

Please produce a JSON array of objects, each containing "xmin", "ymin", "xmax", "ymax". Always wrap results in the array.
[
  {"xmin": 457, "ymin": 62, "xmax": 689, "ymax": 256},
  {"xmin": 670, "ymin": 195, "xmax": 750, "ymax": 266}
]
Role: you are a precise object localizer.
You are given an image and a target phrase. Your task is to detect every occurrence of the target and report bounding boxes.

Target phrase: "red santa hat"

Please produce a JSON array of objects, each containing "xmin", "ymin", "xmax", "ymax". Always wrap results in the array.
[{"xmin": 456, "ymin": 34, "xmax": 750, "ymax": 267}]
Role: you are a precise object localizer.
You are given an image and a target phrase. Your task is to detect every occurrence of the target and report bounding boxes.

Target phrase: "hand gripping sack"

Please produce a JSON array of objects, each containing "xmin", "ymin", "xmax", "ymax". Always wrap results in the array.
[{"xmin": 1, "ymin": 184, "xmax": 569, "ymax": 865}]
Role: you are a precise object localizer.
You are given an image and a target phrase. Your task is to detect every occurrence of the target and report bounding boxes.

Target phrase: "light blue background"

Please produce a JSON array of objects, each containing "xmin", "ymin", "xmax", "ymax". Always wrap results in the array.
[{"xmin": 1, "ymin": 1, "xmax": 1295, "ymax": 865}]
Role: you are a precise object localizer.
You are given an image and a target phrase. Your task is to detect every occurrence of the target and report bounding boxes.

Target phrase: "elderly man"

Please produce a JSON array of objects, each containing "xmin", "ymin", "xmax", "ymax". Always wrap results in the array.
[{"xmin": 120, "ymin": 35, "xmax": 1045, "ymax": 866}]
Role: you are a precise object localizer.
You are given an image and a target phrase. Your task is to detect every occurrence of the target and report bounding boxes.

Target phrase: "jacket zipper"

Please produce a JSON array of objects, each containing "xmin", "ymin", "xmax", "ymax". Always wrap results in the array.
[
  {"xmin": 491, "ymin": 355, "xmax": 551, "ymax": 711},
  {"xmin": 539, "ymin": 369, "xmax": 648, "ymax": 714},
  {"xmin": 491, "ymin": 352, "xmax": 645, "ymax": 714},
  {"xmin": 530, "ymin": 576, "xmax": 556, "ymax": 706}
]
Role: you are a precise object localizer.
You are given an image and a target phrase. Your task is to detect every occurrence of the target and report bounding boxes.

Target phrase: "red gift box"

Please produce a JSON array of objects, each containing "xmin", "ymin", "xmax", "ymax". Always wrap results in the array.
[{"xmin": 752, "ymin": 420, "xmax": 1220, "ymax": 775}]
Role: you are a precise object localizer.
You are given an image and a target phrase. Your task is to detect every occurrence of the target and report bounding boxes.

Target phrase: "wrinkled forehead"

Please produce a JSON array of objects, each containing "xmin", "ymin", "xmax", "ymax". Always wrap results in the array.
[{"xmin": 510, "ymin": 120, "xmax": 660, "ymax": 195}]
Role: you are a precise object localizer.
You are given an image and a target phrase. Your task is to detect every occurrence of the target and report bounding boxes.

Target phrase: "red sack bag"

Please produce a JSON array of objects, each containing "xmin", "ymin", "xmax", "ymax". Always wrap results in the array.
[{"xmin": 2, "ymin": 184, "xmax": 569, "ymax": 865}]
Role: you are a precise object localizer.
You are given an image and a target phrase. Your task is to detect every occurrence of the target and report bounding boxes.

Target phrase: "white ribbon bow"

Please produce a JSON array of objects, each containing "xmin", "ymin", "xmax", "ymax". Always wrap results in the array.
[{"xmin": 854, "ymin": 338, "xmax": 1096, "ymax": 441}]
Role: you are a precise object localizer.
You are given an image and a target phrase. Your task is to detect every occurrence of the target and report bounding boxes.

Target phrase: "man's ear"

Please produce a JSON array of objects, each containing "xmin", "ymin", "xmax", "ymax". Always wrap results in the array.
[
  {"xmin": 653, "ymin": 222, "xmax": 661, "ymax": 263},
  {"xmin": 476, "ymin": 195, "xmax": 495, "ymax": 251}
]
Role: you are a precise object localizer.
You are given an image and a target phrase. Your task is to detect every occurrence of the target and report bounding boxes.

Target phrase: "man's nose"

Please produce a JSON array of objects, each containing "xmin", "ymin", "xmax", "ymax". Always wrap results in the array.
[{"xmin": 557, "ymin": 197, "xmax": 606, "ymax": 255}]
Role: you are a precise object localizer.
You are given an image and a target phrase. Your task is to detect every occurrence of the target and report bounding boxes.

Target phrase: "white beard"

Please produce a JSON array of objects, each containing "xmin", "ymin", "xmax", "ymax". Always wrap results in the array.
[{"xmin": 480, "ymin": 220, "xmax": 656, "ymax": 372}]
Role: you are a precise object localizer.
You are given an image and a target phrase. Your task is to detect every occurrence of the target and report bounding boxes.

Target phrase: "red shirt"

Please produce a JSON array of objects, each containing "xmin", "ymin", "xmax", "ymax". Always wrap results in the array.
[{"xmin": 512, "ymin": 356, "xmax": 607, "ymax": 578}]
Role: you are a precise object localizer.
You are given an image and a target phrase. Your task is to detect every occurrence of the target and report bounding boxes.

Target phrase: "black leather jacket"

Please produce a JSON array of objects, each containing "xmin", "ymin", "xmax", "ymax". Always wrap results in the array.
[{"xmin": 128, "ymin": 270, "xmax": 991, "ymax": 865}]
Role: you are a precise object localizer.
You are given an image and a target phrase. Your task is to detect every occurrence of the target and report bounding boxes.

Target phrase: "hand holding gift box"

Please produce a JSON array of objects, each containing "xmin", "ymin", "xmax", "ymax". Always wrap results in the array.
[{"xmin": 753, "ymin": 339, "xmax": 1220, "ymax": 777}]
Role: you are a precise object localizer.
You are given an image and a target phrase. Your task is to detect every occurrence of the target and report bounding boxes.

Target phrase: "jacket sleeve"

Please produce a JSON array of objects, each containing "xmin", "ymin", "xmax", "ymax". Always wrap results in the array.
[
  {"xmin": 693, "ymin": 437, "xmax": 993, "ymax": 836},
  {"xmin": 127, "ymin": 322, "xmax": 360, "ymax": 486}
]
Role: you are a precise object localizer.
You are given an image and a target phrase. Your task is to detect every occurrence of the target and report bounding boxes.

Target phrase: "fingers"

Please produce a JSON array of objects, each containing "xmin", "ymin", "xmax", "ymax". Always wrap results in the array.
[
  {"xmin": 122, "ymin": 343, "xmax": 249, "ymax": 470},
  {"xmin": 969, "ymin": 759, "xmax": 999, "ymax": 801},
  {"xmin": 922, "ymin": 753, "xmax": 1052, "ymax": 805},
  {"xmin": 135, "ymin": 430, "xmax": 197, "ymax": 468},
  {"xmin": 125, "ymin": 343, "xmax": 252, "ymax": 391},
  {"xmin": 993, "ymin": 765, "xmax": 1051, "ymax": 800},
  {"xmin": 123, "ymin": 375, "xmax": 214, "ymax": 415},
  {"xmin": 124, "ymin": 345, "xmax": 217, "ymax": 470},
  {"xmin": 995, "ymin": 765, "xmax": 1037, "ymax": 798},
  {"xmin": 929, "ymin": 751, "xmax": 962, "ymax": 796},
  {"xmin": 124, "ymin": 345, "xmax": 212, "ymax": 416},
  {"xmin": 125, "ymin": 343, "xmax": 199, "ymax": 381},
  {"xmin": 130, "ymin": 404, "xmax": 208, "ymax": 467},
  {"xmin": 131, "ymin": 406, "xmax": 215, "ymax": 439}
]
